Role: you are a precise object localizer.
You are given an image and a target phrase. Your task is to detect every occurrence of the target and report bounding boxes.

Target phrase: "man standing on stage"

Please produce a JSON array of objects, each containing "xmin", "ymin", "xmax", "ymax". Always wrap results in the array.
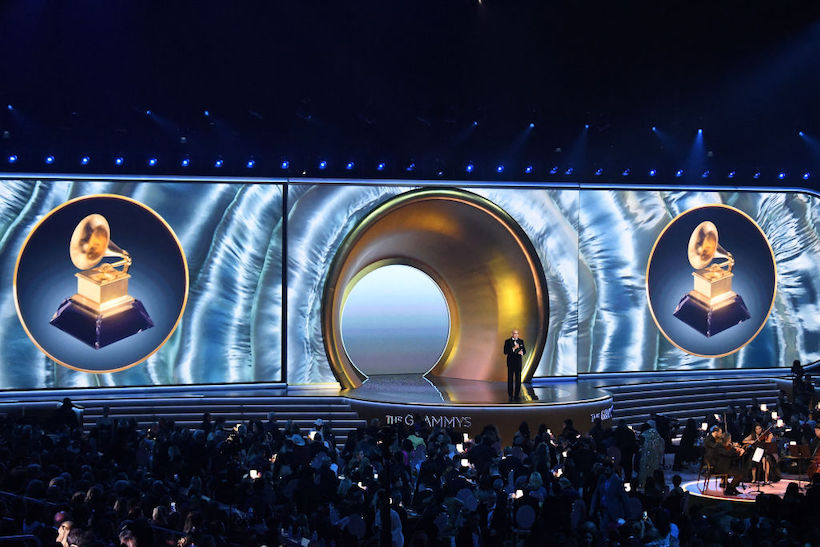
[{"xmin": 504, "ymin": 329, "xmax": 526, "ymax": 402}]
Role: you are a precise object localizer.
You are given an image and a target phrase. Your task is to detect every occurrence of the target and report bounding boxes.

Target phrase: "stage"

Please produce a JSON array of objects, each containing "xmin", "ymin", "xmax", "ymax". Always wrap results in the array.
[
  {"xmin": 341, "ymin": 374, "xmax": 613, "ymax": 443},
  {"xmin": 683, "ymin": 478, "xmax": 805, "ymax": 504},
  {"xmin": 0, "ymin": 375, "xmax": 612, "ymax": 446}
]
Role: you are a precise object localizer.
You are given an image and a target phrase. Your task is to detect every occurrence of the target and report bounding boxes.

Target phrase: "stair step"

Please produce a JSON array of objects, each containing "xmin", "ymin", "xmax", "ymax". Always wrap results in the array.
[
  {"xmin": 600, "ymin": 379, "xmax": 776, "ymax": 393},
  {"xmin": 608, "ymin": 386, "xmax": 777, "ymax": 401},
  {"xmin": 611, "ymin": 391, "xmax": 778, "ymax": 409},
  {"xmin": 601, "ymin": 375, "xmax": 782, "ymax": 430},
  {"xmin": 80, "ymin": 407, "xmax": 358, "ymax": 416}
]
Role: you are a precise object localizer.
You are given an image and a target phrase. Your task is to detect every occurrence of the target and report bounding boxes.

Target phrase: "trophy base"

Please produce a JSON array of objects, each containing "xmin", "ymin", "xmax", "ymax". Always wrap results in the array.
[
  {"xmin": 50, "ymin": 297, "xmax": 153, "ymax": 349},
  {"xmin": 673, "ymin": 292, "xmax": 751, "ymax": 338}
]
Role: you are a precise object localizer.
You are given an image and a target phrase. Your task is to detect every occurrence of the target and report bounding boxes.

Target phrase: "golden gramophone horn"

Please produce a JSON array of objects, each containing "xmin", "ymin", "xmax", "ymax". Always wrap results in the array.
[
  {"xmin": 69, "ymin": 214, "xmax": 131, "ymax": 273},
  {"xmin": 687, "ymin": 220, "xmax": 733, "ymax": 271}
]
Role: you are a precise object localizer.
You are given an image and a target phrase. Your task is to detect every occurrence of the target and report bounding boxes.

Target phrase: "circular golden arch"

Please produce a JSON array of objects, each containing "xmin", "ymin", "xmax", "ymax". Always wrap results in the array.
[{"xmin": 322, "ymin": 188, "xmax": 548, "ymax": 389}]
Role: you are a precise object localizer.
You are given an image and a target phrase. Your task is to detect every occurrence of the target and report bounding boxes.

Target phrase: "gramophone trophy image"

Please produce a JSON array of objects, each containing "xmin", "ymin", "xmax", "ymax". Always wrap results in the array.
[
  {"xmin": 672, "ymin": 221, "xmax": 750, "ymax": 337},
  {"xmin": 646, "ymin": 203, "xmax": 776, "ymax": 359},
  {"xmin": 14, "ymin": 193, "xmax": 188, "ymax": 373},
  {"xmin": 50, "ymin": 214, "xmax": 154, "ymax": 349}
]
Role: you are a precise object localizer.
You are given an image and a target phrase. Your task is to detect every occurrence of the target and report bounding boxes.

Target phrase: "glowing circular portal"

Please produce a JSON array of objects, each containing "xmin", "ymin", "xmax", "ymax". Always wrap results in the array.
[{"xmin": 341, "ymin": 265, "xmax": 450, "ymax": 377}]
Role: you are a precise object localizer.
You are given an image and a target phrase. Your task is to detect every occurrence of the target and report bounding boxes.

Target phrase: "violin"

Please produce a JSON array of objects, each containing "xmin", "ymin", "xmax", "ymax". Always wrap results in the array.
[
  {"xmin": 742, "ymin": 425, "xmax": 774, "ymax": 449},
  {"xmin": 720, "ymin": 431, "xmax": 745, "ymax": 455}
]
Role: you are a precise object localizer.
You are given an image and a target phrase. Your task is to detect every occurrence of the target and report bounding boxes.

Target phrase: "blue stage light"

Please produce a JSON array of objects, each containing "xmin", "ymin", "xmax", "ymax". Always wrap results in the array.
[
  {"xmin": 377, "ymin": 162, "xmax": 385, "ymax": 171},
  {"xmin": 753, "ymin": 171, "xmax": 760, "ymax": 179},
  {"xmin": 701, "ymin": 170, "xmax": 710, "ymax": 178},
  {"xmin": 728, "ymin": 171, "xmax": 736, "ymax": 178},
  {"xmin": 799, "ymin": 131, "xmax": 805, "ymax": 137},
  {"xmin": 651, "ymin": 126, "xmax": 657, "ymax": 132},
  {"xmin": 81, "ymin": 156, "xmax": 90, "ymax": 166},
  {"xmin": 346, "ymin": 162, "xmax": 355, "ymax": 170},
  {"xmin": 8, "ymin": 155, "xmax": 17, "ymax": 163},
  {"xmin": 565, "ymin": 167, "xmax": 573, "ymax": 175},
  {"xmin": 115, "ymin": 157, "xmax": 124, "ymax": 166},
  {"xmin": 497, "ymin": 165, "xmax": 504, "ymax": 173},
  {"xmin": 246, "ymin": 159, "xmax": 255, "ymax": 169},
  {"xmin": 621, "ymin": 168, "xmax": 630, "ymax": 176},
  {"xmin": 549, "ymin": 166, "xmax": 559, "ymax": 175},
  {"xmin": 466, "ymin": 163, "xmax": 474, "ymax": 173},
  {"xmin": 203, "ymin": 110, "xmax": 210, "ymax": 117},
  {"xmin": 803, "ymin": 172, "xmax": 811, "ymax": 180},
  {"xmin": 529, "ymin": 123, "xmax": 535, "ymax": 129},
  {"xmin": 6, "ymin": 104, "xmax": 12, "ymax": 111},
  {"xmin": 406, "ymin": 163, "xmax": 416, "ymax": 171},
  {"xmin": 181, "ymin": 158, "xmax": 190, "ymax": 167},
  {"xmin": 472, "ymin": 121, "xmax": 478, "ymax": 127},
  {"xmin": 675, "ymin": 170, "xmax": 683, "ymax": 178},
  {"xmin": 214, "ymin": 159, "xmax": 223, "ymax": 168},
  {"xmin": 45, "ymin": 155, "xmax": 54, "ymax": 165},
  {"xmin": 584, "ymin": 124, "xmax": 589, "ymax": 129},
  {"xmin": 778, "ymin": 172, "xmax": 786, "ymax": 180},
  {"xmin": 281, "ymin": 160, "xmax": 289, "ymax": 169},
  {"xmin": 649, "ymin": 169, "xmax": 656, "ymax": 177},
  {"xmin": 145, "ymin": 109, "xmax": 152, "ymax": 116},
  {"xmin": 524, "ymin": 165, "xmax": 533, "ymax": 174},
  {"xmin": 318, "ymin": 160, "xmax": 327, "ymax": 170},
  {"xmin": 594, "ymin": 168, "xmax": 603, "ymax": 176},
  {"xmin": 698, "ymin": 128, "xmax": 703, "ymax": 134},
  {"xmin": 148, "ymin": 157, "xmax": 157, "ymax": 167}
]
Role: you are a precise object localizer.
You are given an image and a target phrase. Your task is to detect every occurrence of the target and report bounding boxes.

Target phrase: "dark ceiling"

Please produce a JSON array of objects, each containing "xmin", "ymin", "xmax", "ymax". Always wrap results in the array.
[{"xmin": 1, "ymin": 0, "xmax": 819, "ymax": 185}]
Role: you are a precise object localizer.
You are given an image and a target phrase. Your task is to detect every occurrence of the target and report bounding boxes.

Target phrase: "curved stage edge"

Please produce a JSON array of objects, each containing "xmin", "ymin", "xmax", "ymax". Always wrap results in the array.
[
  {"xmin": 340, "ymin": 374, "xmax": 613, "ymax": 444},
  {"xmin": 682, "ymin": 478, "xmax": 803, "ymax": 505}
]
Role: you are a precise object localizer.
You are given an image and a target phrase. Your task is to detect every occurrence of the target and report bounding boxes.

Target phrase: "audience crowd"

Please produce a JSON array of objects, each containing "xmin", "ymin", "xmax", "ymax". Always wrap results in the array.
[{"xmin": 1, "ymin": 383, "xmax": 820, "ymax": 546}]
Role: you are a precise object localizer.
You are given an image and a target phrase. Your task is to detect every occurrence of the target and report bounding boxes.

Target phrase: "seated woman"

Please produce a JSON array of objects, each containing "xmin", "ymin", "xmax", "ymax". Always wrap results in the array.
[{"xmin": 742, "ymin": 423, "xmax": 778, "ymax": 484}]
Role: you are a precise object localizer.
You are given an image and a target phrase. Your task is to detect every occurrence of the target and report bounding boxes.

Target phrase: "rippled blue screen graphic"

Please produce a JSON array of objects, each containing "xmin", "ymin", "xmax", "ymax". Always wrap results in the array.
[
  {"xmin": 0, "ymin": 178, "xmax": 818, "ymax": 390},
  {"xmin": 0, "ymin": 179, "xmax": 282, "ymax": 389}
]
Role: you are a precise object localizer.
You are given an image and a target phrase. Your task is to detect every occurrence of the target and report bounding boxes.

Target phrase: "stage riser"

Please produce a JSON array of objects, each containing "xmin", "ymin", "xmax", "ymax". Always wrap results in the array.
[
  {"xmin": 607, "ymin": 386, "xmax": 779, "ymax": 402},
  {"xmin": 596, "ymin": 377, "xmax": 780, "ymax": 428},
  {"xmin": 599, "ymin": 377, "xmax": 777, "ymax": 390},
  {"xmin": 346, "ymin": 399, "xmax": 614, "ymax": 446},
  {"xmin": 0, "ymin": 395, "xmax": 367, "ymax": 448},
  {"xmin": 616, "ymin": 394, "xmax": 777, "ymax": 413}
]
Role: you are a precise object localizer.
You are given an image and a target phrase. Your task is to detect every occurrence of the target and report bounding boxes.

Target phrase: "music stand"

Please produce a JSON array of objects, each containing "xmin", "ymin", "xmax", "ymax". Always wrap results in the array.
[
  {"xmin": 751, "ymin": 447, "xmax": 765, "ymax": 494},
  {"xmin": 787, "ymin": 444, "xmax": 812, "ymax": 489}
]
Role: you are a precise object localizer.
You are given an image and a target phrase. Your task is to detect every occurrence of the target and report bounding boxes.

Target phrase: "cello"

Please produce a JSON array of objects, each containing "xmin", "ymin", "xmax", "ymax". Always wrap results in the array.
[{"xmin": 808, "ymin": 442, "xmax": 820, "ymax": 479}]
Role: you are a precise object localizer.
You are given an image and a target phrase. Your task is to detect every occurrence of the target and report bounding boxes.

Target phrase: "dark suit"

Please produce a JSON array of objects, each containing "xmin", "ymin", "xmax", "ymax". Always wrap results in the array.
[
  {"xmin": 704, "ymin": 434, "xmax": 742, "ymax": 492},
  {"xmin": 503, "ymin": 337, "xmax": 526, "ymax": 399}
]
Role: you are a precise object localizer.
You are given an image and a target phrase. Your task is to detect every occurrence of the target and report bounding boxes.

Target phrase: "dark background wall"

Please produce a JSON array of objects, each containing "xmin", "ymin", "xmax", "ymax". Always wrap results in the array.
[{"xmin": 1, "ymin": 1, "xmax": 819, "ymax": 182}]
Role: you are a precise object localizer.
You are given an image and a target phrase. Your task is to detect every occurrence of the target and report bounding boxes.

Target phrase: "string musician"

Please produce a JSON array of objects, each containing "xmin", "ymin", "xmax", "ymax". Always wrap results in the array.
[
  {"xmin": 742, "ymin": 423, "xmax": 778, "ymax": 484},
  {"xmin": 704, "ymin": 425, "xmax": 745, "ymax": 495}
]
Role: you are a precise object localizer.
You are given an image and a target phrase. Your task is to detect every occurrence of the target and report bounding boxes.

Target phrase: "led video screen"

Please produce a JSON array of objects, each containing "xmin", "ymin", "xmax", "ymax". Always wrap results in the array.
[
  {"xmin": 288, "ymin": 183, "xmax": 820, "ymax": 381},
  {"xmin": 0, "ymin": 177, "xmax": 817, "ymax": 392},
  {"xmin": 285, "ymin": 183, "xmax": 579, "ymax": 383},
  {"xmin": 578, "ymin": 189, "xmax": 819, "ymax": 373},
  {"xmin": 0, "ymin": 178, "xmax": 283, "ymax": 389}
]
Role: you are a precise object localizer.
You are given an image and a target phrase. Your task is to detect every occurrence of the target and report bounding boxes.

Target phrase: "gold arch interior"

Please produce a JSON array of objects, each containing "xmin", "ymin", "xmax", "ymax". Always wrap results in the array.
[{"xmin": 322, "ymin": 188, "xmax": 548, "ymax": 389}]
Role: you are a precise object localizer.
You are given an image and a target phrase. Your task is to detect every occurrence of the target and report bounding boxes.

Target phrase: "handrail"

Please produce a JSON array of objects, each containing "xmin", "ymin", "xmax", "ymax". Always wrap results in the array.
[
  {"xmin": 802, "ymin": 358, "xmax": 820, "ymax": 372},
  {"xmin": 0, "ymin": 535, "xmax": 39, "ymax": 546},
  {"xmin": 0, "ymin": 491, "xmax": 56, "ymax": 507}
]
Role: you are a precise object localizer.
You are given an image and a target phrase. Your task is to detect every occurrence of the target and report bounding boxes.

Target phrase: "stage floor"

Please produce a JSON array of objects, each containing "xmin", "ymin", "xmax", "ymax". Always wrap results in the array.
[
  {"xmin": 683, "ymin": 478, "xmax": 804, "ymax": 503},
  {"xmin": 342, "ymin": 374, "xmax": 609, "ymax": 406}
]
